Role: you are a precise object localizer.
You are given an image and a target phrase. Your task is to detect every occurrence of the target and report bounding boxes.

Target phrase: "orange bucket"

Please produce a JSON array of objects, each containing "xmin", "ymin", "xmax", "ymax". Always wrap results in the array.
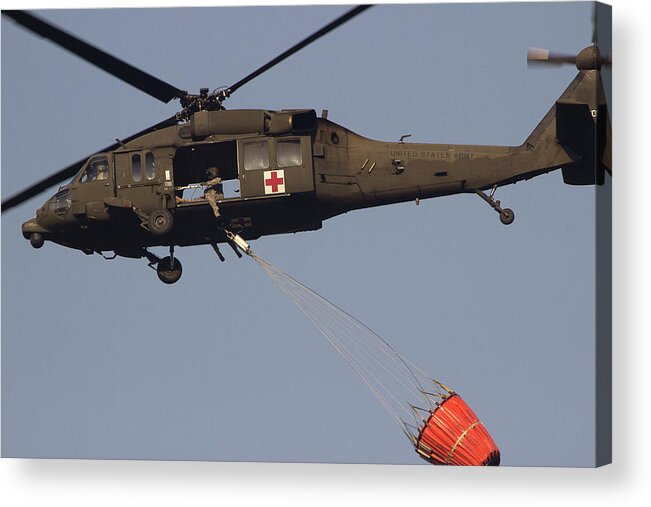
[{"xmin": 415, "ymin": 393, "xmax": 500, "ymax": 466}]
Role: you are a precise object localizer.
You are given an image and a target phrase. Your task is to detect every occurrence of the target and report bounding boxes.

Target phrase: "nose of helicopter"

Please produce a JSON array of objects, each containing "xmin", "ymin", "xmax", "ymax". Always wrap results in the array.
[{"xmin": 22, "ymin": 195, "xmax": 59, "ymax": 249}]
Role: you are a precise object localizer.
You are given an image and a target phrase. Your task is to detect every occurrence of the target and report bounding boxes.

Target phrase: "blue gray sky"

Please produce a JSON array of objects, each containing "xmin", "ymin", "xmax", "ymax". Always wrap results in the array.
[{"xmin": 2, "ymin": 2, "xmax": 607, "ymax": 466}]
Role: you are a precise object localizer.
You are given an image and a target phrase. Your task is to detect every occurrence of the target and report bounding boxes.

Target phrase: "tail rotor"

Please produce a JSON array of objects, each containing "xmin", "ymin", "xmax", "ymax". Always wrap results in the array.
[{"xmin": 526, "ymin": 4, "xmax": 611, "ymax": 70}]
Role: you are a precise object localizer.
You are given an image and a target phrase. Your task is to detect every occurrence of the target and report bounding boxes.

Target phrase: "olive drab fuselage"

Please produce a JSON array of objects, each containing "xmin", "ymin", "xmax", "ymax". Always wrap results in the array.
[{"xmin": 22, "ymin": 63, "xmax": 609, "ymax": 261}]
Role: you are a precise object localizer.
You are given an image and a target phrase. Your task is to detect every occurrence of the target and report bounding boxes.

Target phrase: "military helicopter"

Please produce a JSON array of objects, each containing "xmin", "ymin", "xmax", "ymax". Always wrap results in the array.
[{"xmin": 2, "ymin": 6, "xmax": 610, "ymax": 285}]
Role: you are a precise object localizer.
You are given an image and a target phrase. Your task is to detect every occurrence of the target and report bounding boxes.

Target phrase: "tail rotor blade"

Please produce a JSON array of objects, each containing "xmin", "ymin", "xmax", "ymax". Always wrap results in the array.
[
  {"xmin": 527, "ymin": 47, "xmax": 577, "ymax": 66},
  {"xmin": 591, "ymin": 1, "xmax": 597, "ymax": 44},
  {"xmin": 527, "ymin": 47, "xmax": 550, "ymax": 62}
]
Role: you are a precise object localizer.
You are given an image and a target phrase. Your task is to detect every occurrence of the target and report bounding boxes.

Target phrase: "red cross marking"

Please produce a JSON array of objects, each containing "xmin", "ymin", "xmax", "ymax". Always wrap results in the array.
[{"xmin": 265, "ymin": 171, "xmax": 284, "ymax": 193}]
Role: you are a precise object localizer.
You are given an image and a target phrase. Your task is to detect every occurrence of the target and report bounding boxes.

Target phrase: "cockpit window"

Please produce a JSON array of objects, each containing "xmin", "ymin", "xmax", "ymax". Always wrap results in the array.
[
  {"xmin": 131, "ymin": 154, "xmax": 142, "ymax": 182},
  {"xmin": 80, "ymin": 156, "xmax": 109, "ymax": 183},
  {"xmin": 50, "ymin": 189, "xmax": 71, "ymax": 215},
  {"xmin": 145, "ymin": 152, "xmax": 155, "ymax": 180}
]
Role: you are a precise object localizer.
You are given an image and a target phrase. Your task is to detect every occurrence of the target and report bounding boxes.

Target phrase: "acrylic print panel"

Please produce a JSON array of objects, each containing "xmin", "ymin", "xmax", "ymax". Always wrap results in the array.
[{"xmin": 1, "ymin": 2, "xmax": 611, "ymax": 466}]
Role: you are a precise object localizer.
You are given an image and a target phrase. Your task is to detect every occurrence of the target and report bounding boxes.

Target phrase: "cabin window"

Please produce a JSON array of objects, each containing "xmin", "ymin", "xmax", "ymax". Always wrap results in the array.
[
  {"xmin": 131, "ymin": 154, "xmax": 142, "ymax": 182},
  {"xmin": 243, "ymin": 141, "xmax": 270, "ymax": 170},
  {"xmin": 80, "ymin": 156, "xmax": 109, "ymax": 183},
  {"xmin": 145, "ymin": 152, "xmax": 156, "ymax": 180},
  {"xmin": 277, "ymin": 139, "xmax": 302, "ymax": 168}
]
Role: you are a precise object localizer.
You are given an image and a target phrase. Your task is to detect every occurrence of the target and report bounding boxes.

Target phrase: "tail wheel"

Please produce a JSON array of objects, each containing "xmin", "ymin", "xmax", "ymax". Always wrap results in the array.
[
  {"xmin": 157, "ymin": 256, "xmax": 182, "ymax": 284},
  {"xmin": 500, "ymin": 208, "xmax": 515, "ymax": 225},
  {"xmin": 148, "ymin": 209, "xmax": 173, "ymax": 235}
]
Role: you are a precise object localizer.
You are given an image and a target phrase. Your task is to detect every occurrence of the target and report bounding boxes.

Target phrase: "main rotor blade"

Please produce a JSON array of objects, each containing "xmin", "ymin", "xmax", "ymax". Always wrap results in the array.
[
  {"xmin": 1, "ymin": 116, "xmax": 179, "ymax": 213},
  {"xmin": 227, "ymin": 5, "xmax": 372, "ymax": 95},
  {"xmin": 2, "ymin": 10, "xmax": 187, "ymax": 103}
]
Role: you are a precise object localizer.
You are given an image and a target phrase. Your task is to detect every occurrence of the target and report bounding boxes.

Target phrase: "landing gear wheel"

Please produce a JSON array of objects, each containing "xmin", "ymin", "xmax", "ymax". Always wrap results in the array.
[
  {"xmin": 148, "ymin": 209, "xmax": 173, "ymax": 235},
  {"xmin": 157, "ymin": 256, "xmax": 183, "ymax": 284},
  {"xmin": 499, "ymin": 208, "xmax": 515, "ymax": 225}
]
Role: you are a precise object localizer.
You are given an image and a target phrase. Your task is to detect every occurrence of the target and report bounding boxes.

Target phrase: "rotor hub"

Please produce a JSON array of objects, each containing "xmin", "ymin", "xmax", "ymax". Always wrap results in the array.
[
  {"xmin": 177, "ymin": 88, "xmax": 230, "ymax": 121},
  {"xmin": 576, "ymin": 45, "xmax": 602, "ymax": 70}
]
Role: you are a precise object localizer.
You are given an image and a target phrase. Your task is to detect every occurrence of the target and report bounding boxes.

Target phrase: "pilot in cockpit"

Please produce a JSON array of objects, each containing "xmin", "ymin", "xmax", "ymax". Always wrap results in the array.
[{"xmin": 96, "ymin": 162, "xmax": 109, "ymax": 181}]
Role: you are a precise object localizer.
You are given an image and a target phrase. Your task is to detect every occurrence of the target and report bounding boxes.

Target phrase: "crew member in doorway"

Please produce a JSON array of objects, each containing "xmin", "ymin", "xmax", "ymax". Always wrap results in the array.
[{"xmin": 204, "ymin": 166, "xmax": 224, "ymax": 221}]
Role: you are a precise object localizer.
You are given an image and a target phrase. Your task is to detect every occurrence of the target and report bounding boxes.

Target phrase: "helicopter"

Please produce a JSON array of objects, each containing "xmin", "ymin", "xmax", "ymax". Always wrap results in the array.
[{"xmin": 2, "ymin": 6, "xmax": 610, "ymax": 285}]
